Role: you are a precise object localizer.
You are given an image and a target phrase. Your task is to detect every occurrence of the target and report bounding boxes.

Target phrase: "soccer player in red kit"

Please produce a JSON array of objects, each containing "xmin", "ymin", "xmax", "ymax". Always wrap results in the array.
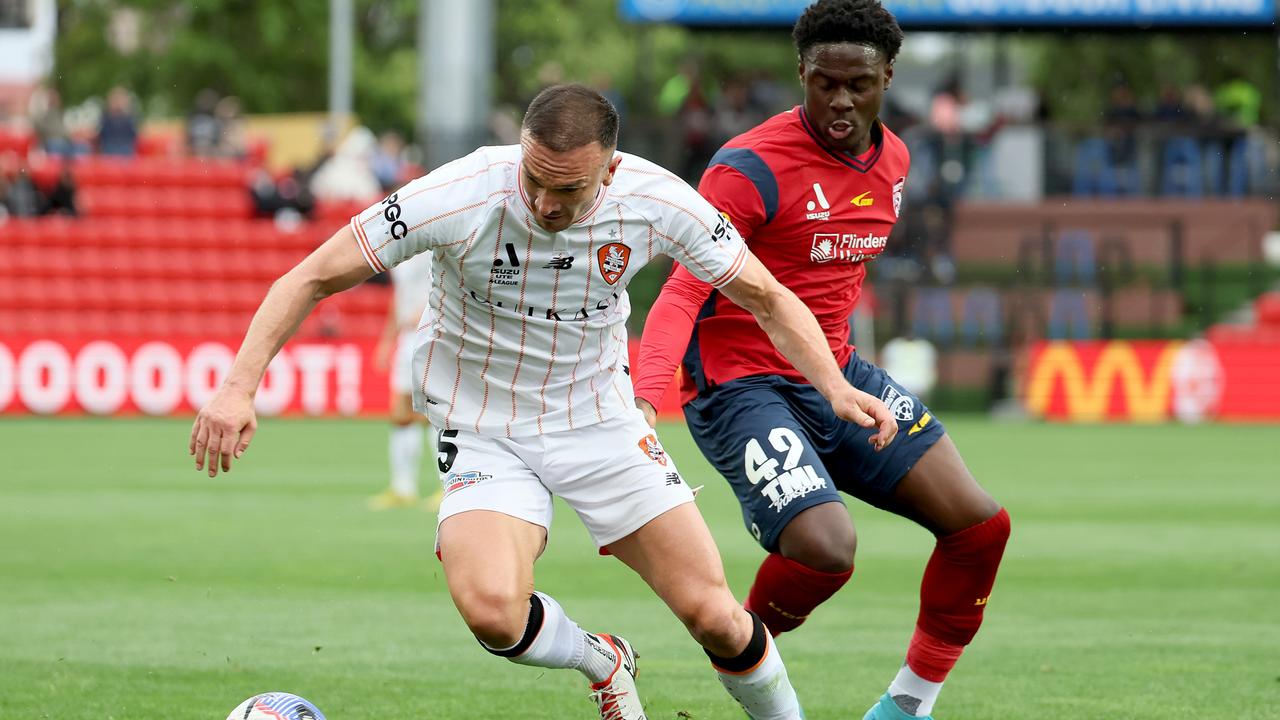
[{"xmin": 633, "ymin": 1, "xmax": 1011, "ymax": 718}]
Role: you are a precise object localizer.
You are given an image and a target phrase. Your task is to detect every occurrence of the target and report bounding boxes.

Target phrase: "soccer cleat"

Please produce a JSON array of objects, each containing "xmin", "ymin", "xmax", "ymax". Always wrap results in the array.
[
  {"xmin": 863, "ymin": 692, "xmax": 933, "ymax": 720},
  {"xmin": 587, "ymin": 634, "xmax": 646, "ymax": 720},
  {"xmin": 366, "ymin": 489, "xmax": 419, "ymax": 510}
]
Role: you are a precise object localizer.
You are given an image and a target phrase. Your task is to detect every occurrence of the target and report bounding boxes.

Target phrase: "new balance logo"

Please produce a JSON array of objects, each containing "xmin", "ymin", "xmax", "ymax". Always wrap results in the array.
[
  {"xmin": 542, "ymin": 254, "xmax": 575, "ymax": 270},
  {"xmin": 805, "ymin": 183, "xmax": 831, "ymax": 221}
]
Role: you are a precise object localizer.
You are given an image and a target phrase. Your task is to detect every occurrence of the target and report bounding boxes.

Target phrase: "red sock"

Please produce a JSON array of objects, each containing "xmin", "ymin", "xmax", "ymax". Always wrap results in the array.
[
  {"xmin": 744, "ymin": 553, "xmax": 852, "ymax": 636},
  {"xmin": 908, "ymin": 507, "xmax": 1011, "ymax": 682}
]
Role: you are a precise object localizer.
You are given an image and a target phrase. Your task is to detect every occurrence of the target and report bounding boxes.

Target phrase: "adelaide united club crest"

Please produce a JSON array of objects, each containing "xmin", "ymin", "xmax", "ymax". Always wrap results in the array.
[
  {"xmin": 597, "ymin": 242, "xmax": 631, "ymax": 285},
  {"xmin": 892, "ymin": 177, "xmax": 905, "ymax": 218}
]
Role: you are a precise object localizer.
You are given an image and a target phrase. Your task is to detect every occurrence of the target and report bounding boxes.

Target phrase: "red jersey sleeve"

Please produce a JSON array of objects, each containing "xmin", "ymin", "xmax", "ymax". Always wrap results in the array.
[
  {"xmin": 633, "ymin": 263, "xmax": 714, "ymax": 408},
  {"xmin": 698, "ymin": 162, "xmax": 769, "ymax": 241}
]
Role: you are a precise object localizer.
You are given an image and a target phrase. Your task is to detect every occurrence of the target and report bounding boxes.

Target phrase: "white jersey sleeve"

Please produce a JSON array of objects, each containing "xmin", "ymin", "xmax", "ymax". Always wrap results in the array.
[
  {"xmin": 650, "ymin": 176, "xmax": 749, "ymax": 289},
  {"xmin": 350, "ymin": 150, "xmax": 498, "ymax": 273}
]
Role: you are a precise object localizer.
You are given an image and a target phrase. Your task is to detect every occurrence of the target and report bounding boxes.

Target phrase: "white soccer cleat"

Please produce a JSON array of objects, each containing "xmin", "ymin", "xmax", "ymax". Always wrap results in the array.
[{"xmin": 587, "ymin": 634, "xmax": 647, "ymax": 720}]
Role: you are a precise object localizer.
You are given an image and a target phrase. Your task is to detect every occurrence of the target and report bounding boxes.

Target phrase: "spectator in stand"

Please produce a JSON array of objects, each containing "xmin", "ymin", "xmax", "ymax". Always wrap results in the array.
[
  {"xmin": 29, "ymin": 86, "xmax": 87, "ymax": 158},
  {"xmin": 309, "ymin": 126, "xmax": 381, "ymax": 201},
  {"xmin": 710, "ymin": 77, "xmax": 761, "ymax": 148},
  {"xmin": 371, "ymin": 130, "xmax": 407, "ymax": 192},
  {"xmin": 44, "ymin": 162, "xmax": 77, "ymax": 216},
  {"xmin": 2, "ymin": 160, "xmax": 45, "ymax": 217},
  {"xmin": 215, "ymin": 95, "xmax": 248, "ymax": 159},
  {"xmin": 97, "ymin": 86, "xmax": 138, "ymax": 156},
  {"xmin": 187, "ymin": 88, "xmax": 222, "ymax": 156},
  {"xmin": 1214, "ymin": 75, "xmax": 1261, "ymax": 129},
  {"xmin": 1102, "ymin": 79, "xmax": 1142, "ymax": 192},
  {"xmin": 1153, "ymin": 83, "xmax": 1187, "ymax": 123},
  {"xmin": 1183, "ymin": 84, "xmax": 1218, "ymax": 128},
  {"xmin": 658, "ymin": 59, "xmax": 715, "ymax": 183}
]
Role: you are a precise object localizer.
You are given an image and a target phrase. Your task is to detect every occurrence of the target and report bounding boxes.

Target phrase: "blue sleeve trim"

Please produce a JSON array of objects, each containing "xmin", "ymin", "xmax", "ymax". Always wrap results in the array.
[{"xmin": 706, "ymin": 147, "xmax": 778, "ymax": 224}]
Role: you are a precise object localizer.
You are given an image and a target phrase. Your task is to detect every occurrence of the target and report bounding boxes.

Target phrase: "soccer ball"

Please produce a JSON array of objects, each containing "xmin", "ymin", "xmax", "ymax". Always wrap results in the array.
[{"xmin": 226, "ymin": 692, "xmax": 326, "ymax": 720}]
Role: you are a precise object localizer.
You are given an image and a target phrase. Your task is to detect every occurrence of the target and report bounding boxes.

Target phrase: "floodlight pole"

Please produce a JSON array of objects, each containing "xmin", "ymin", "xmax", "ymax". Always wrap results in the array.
[
  {"xmin": 418, "ymin": 0, "xmax": 494, "ymax": 169},
  {"xmin": 329, "ymin": 0, "xmax": 354, "ymax": 127}
]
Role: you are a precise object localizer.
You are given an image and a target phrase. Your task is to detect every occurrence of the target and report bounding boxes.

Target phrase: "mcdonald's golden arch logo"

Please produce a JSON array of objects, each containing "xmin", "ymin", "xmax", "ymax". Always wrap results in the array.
[{"xmin": 1024, "ymin": 341, "xmax": 1184, "ymax": 423}]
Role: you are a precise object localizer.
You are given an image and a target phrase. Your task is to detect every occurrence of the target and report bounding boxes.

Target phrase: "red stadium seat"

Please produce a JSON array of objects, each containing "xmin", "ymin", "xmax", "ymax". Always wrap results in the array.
[{"xmin": 1255, "ymin": 293, "xmax": 1280, "ymax": 327}]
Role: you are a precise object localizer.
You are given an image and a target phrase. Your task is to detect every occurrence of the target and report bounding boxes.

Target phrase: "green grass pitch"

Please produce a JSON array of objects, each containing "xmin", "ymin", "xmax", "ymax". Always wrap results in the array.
[{"xmin": 1, "ymin": 417, "xmax": 1277, "ymax": 719}]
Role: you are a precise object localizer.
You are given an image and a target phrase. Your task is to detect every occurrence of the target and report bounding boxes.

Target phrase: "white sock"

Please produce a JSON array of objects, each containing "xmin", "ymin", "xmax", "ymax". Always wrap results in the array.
[
  {"xmin": 888, "ymin": 663, "xmax": 944, "ymax": 717},
  {"xmin": 500, "ymin": 592, "xmax": 617, "ymax": 684},
  {"xmin": 715, "ymin": 631, "xmax": 801, "ymax": 720},
  {"xmin": 388, "ymin": 425, "xmax": 422, "ymax": 496}
]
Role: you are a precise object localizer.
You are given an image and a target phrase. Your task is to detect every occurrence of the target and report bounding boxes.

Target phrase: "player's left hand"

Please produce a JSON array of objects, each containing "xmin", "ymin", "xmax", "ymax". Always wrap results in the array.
[
  {"xmin": 189, "ymin": 384, "xmax": 258, "ymax": 478},
  {"xmin": 830, "ymin": 386, "xmax": 897, "ymax": 451}
]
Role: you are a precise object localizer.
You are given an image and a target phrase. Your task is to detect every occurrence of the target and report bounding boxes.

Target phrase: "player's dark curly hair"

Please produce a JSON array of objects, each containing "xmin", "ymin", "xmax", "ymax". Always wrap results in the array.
[{"xmin": 793, "ymin": 0, "xmax": 904, "ymax": 64}]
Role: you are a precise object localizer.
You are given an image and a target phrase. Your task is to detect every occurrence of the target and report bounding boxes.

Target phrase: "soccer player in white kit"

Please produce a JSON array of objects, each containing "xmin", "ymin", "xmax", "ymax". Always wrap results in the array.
[
  {"xmin": 190, "ymin": 85, "xmax": 897, "ymax": 720},
  {"xmin": 369, "ymin": 250, "xmax": 442, "ymax": 510}
]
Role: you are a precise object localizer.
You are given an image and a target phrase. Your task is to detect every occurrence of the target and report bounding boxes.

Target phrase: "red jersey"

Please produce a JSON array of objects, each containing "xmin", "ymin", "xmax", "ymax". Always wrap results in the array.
[{"xmin": 634, "ymin": 106, "xmax": 909, "ymax": 406}]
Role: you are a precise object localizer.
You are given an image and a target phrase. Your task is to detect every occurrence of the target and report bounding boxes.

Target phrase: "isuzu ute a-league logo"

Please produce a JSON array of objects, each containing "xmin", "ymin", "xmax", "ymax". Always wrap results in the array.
[
  {"xmin": 805, "ymin": 182, "xmax": 831, "ymax": 221},
  {"xmin": 597, "ymin": 243, "xmax": 631, "ymax": 285}
]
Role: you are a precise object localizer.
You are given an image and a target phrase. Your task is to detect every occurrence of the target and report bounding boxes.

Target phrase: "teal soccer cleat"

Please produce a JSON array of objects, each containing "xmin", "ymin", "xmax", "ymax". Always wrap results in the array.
[{"xmin": 863, "ymin": 692, "xmax": 934, "ymax": 720}]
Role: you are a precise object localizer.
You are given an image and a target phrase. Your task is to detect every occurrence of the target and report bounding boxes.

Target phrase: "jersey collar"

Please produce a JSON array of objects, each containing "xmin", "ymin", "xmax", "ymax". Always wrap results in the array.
[{"xmin": 797, "ymin": 108, "xmax": 884, "ymax": 174}]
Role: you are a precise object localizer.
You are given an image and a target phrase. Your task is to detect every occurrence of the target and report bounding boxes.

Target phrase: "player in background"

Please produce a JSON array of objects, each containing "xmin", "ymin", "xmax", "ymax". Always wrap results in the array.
[
  {"xmin": 188, "ymin": 84, "xmax": 898, "ymax": 720},
  {"xmin": 369, "ymin": 250, "xmax": 442, "ymax": 511},
  {"xmin": 633, "ymin": 2, "xmax": 1011, "ymax": 718}
]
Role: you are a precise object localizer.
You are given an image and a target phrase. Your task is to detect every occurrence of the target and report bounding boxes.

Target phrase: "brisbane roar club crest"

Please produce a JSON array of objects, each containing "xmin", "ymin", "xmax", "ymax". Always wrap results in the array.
[
  {"xmin": 597, "ymin": 242, "xmax": 631, "ymax": 285},
  {"xmin": 638, "ymin": 434, "xmax": 667, "ymax": 466}
]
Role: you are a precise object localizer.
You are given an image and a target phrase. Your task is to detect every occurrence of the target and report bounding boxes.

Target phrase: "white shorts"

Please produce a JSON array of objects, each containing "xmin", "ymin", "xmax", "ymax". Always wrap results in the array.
[
  {"xmin": 435, "ymin": 408, "xmax": 695, "ymax": 550},
  {"xmin": 391, "ymin": 330, "xmax": 416, "ymax": 395}
]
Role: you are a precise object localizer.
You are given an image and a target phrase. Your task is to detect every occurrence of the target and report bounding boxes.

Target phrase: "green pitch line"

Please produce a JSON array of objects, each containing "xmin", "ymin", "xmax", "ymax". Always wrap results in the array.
[{"xmin": 0, "ymin": 417, "xmax": 1276, "ymax": 719}]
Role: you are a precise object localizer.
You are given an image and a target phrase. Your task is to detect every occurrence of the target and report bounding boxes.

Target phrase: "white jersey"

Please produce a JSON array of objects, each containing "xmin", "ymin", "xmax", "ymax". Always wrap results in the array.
[
  {"xmin": 351, "ymin": 144, "xmax": 747, "ymax": 437},
  {"xmin": 389, "ymin": 250, "xmax": 433, "ymax": 327}
]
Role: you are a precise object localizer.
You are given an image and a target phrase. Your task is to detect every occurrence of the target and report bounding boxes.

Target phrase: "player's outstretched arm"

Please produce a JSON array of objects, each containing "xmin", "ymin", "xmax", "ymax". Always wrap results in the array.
[
  {"xmin": 189, "ymin": 225, "xmax": 377, "ymax": 477},
  {"xmin": 634, "ymin": 263, "xmax": 714, "ymax": 427},
  {"xmin": 718, "ymin": 251, "xmax": 897, "ymax": 450}
]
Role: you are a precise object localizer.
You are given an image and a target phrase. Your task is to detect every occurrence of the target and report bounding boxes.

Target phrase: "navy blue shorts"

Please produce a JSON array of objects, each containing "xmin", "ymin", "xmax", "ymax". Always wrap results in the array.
[{"xmin": 683, "ymin": 353, "xmax": 945, "ymax": 552}]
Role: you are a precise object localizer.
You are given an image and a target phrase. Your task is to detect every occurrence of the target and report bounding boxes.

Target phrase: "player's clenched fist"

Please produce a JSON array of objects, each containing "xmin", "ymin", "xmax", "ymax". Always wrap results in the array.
[
  {"xmin": 189, "ymin": 385, "xmax": 257, "ymax": 478},
  {"xmin": 829, "ymin": 385, "xmax": 897, "ymax": 451}
]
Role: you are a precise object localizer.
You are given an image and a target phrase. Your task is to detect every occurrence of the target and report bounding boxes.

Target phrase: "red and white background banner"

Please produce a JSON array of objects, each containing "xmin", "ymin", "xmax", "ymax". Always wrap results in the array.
[
  {"xmin": 0, "ymin": 336, "xmax": 385, "ymax": 417},
  {"xmin": 1022, "ymin": 339, "xmax": 1280, "ymax": 423},
  {"xmin": 0, "ymin": 336, "xmax": 687, "ymax": 418}
]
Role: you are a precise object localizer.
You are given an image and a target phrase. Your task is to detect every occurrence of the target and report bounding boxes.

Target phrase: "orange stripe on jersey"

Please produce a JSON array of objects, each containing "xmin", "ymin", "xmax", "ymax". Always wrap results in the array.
[
  {"xmin": 371, "ymin": 200, "xmax": 487, "ymax": 256},
  {"xmin": 473, "ymin": 201, "xmax": 510, "ymax": 432},
  {"xmin": 657, "ymin": 229, "xmax": 716, "ymax": 280},
  {"xmin": 504, "ymin": 216, "xmax": 539, "ymax": 437},
  {"xmin": 350, "ymin": 217, "xmax": 387, "ymax": 272},
  {"xmin": 563, "ymin": 221, "xmax": 599, "ymax": 431},
  {"xmin": 709, "ymin": 244, "xmax": 748, "ymax": 288},
  {"xmin": 419, "ymin": 261, "xmax": 448, "ymax": 408},
  {"xmin": 360, "ymin": 161, "xmax": 514, "ymax": 229},
  {"xmin": 443, "ymin": 229, "xmax": 479, "ymax": 429},
  {"xmin": 617, "ymin": 166, "xmax": 683, "ymax": 184},
  {"xmin": 616, "ymin": 192, "xmax": 714, "ymax": 236}
]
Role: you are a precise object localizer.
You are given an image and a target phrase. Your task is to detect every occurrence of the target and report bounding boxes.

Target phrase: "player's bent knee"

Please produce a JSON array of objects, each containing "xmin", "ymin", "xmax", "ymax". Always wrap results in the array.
[
  {"xmin": 778, "ymin": 504, "xmax": 857, "ymax": 573},
  {"xmin": 680, "ymin": 597, "xmax": 744, "ymax": 651},
  {"xmin": 452, "ymin": 587, "xmax": 530, "ymax": 648}
]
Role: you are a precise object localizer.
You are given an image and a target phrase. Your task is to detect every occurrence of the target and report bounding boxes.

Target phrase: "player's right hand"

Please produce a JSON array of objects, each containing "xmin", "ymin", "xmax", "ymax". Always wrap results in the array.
[
  {"xmin": 634, "ymin": 397, "xmax": 658, "ymax": 428},
  {"xmin": 189, "ymin": 384, "xmax": 258, "ymax": 478},
  {"xmin": 829, "ymin": 386, "xmax": 897, "ymax": 451}
]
